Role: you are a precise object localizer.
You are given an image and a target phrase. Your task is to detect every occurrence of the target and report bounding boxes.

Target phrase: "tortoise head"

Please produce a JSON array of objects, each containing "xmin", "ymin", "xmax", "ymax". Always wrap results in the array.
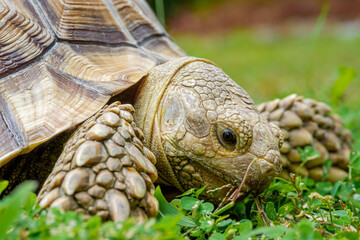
[{"xmin": 134, "ymin": 57, "xmax": 282, "ymax": 202}]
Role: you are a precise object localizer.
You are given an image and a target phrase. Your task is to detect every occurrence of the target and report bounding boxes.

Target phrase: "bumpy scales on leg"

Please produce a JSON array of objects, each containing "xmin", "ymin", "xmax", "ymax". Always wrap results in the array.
[
  {"xmin": 258, "ymin": 94, "xmax": 352, "ymax": 182},
  {"xmin": 37, "ymin": 102, "xmax": 159, "ymax": 222}
]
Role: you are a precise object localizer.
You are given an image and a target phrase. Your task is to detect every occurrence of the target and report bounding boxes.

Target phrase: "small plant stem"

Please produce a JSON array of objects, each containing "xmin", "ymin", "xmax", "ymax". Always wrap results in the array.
[
  {"xmin": 214, "ymin": 157, "xmax": 257, "ymax": 214},
  {"xmin": 290, "ymin": 174, "xmax": 306, "ymax": 210},
  {"xmin": 182, "ymin": 227, "xmax": 196, "ymax": 236},
  {"xmin": 214, "ymin": 185, "xmax": 234, "ymax": 212},
  {"xmin": 348, "ymin": 165, "xmax": 353, "ymax": 184},
  {"xmin": 318, "ymin": 221, "xmax": 350, "ymax": 231},
  {"xmin": 305, "ymin": 212, "xmax": 322, "ymax": 230},
  {"xmin": 207, "ymin": 184, "xmax": 232, "ymax": 194},
  {"xmin": 254, "ymin": 197, "xmax": 271, "ymax": 227},
  {"xmin": 327, "ymin": 201, "xmax": 334, "ymax": 225},
  {"xmin": 318, "ymin": 209, "xmax": 327, "ymax": 223},
  {"xmin": 305, "ymin": 213, "xmax": 352, "ymax": 232},
  {"xmin": 213, "ymin": 202, "xmax": 235, "ymax": 216},
  {"xmin": 291, "ymin": 198, "xmax": 299, "ymax": 213},
  {"xmin": 231, "ymin": 158, "xmax": 257, "ymax": 202},
  {"xmin": 296, "ymin": 161, "xmax": 307, "ymax": 177}
]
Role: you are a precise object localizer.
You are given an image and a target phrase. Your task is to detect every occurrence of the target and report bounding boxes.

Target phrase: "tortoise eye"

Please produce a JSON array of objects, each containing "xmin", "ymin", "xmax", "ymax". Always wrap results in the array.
[
  {"xmin": 222, "ymin": 130, "xmax": 237, "ymax": 145},
  {"xmin": 216, "ymin": 125, "xmax": 237, "ymax": 150},
  {"xmin": 215, "ymin": 122, "xmax": 252, "ymax": 153}
]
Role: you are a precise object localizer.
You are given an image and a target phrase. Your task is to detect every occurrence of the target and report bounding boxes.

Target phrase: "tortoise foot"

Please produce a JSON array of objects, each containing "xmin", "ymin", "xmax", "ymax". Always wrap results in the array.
[
  {"xmin": 258, "ymin": 94, "xmax": 351, "ymax": 182},
  {"xmin": 37, "ymin": 102, "xmax": 159, "ymax": 222}
]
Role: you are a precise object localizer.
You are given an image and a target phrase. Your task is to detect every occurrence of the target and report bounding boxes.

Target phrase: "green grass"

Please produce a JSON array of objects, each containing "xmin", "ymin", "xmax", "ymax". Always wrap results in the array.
[
  {"xmin": 172, "ymin": 28, "xmax": 360, "ymax": 148},
  {"xmin": 3, "ymin": 150, "xmax": 360, "ymax": 239}
]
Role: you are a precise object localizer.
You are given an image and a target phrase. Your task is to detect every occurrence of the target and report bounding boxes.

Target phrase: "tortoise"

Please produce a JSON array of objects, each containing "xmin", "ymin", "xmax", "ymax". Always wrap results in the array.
[
  {"xmin": 0, "ymin": 0, "xmax": 283, "ymax": 221},
  {"xmin": 0, "ymin": 0, "xmax": 349, "ymax": 222}
]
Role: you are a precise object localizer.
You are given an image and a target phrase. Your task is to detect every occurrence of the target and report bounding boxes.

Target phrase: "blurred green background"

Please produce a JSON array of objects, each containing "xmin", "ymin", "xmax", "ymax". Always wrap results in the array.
[{"xmin": 148, "ymin": 0, "xmax": 360, "ymax": 148}]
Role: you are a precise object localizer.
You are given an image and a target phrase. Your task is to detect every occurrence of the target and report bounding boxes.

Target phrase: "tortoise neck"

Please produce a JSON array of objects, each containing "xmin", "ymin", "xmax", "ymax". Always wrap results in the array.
[{"xmin": 133, "ymin": 57, "xmax": 213, "ymax": 190}]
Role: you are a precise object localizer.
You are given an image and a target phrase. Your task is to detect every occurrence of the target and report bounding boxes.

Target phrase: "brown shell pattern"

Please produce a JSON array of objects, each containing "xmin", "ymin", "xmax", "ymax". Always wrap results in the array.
[{"xmin": 0, "ymin": 0, "xmax": 185, "ymax": 166}]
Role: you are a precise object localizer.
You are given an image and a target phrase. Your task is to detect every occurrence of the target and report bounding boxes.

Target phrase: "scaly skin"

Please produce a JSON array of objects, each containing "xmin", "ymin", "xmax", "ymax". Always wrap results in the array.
[
  {"xmin": 37, "ymin": 102, "xmax": 158, "ymax": 222},
  {"xmin": 135, "ymin": 57, "xmax": 283, "ymax": 203},
  {"xmin": 258, "ymin": 94, "xmax": 351, "ymax": 182},
  {"xmin": 38, "ymin": 57, "xmax": 282, "ymax": 221}
]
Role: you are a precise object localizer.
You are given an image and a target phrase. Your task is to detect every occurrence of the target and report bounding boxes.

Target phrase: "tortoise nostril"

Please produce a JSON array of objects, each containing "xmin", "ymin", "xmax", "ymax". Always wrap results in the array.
[
  {"xmin": 269, "ymin": 123, "xmax": 283, "ymax": 148},
  {"xmin": 259, "ymin": 160, "xmax": 274, "ymax": 175},
  {"xmin": 263, "ymin": 150, "xmax": 282, "ymax": 172}
]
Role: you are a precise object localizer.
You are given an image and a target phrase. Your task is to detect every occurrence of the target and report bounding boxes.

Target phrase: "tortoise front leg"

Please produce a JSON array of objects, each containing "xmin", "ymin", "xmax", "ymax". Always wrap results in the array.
[{"xmin": 37, "ymin": 102, "xmax": 159, "ymax": 222}]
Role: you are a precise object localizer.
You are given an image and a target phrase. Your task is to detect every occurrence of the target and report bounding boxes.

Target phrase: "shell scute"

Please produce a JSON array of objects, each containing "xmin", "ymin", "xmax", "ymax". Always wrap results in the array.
[
  {"xmin": 0, "ymin": 0, "xmax": 186, "ymax": 165},
  {"xmin": 0, "ymin": 0, "xmax": 54, "ymax": 76}
]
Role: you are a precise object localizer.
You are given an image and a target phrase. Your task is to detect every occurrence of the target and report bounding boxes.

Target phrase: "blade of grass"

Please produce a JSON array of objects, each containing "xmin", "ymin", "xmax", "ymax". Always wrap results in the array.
[
  {"xmin": 154, "ymin": 186, "xmax": 197, "ymax": 227},
  {"xmin": 0, "ymin": 181, "xmax": 37, "ymax": 239},
  {"xmin": 155, "ymin": 0, "xmax": 165, "ymax": 27}
]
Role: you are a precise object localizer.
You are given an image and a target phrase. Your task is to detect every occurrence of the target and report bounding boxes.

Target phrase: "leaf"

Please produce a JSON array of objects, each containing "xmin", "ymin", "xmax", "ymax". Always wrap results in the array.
[
  {"xmin": 265, "ymin": 202, "xmax": 277, "ymax": 221},
  {"xmin": 0, "ymin": 181, "xmax": 37, "ymax": 239},
  {"xmin": 232, "ymin": 202, "xmax": 246, "ymax": 218},
  {"xmin": 332, "ymin": 210, "xmax": 348, "ymax": 217},
  {"xmin": 155, "ymin": 186, "xmax": 180, "ymax": 217},
  {"xmin": 198, "ymin": 202, "xmax": 214, "ymax": 215},
  {"xmin": 295, "ymin": 175, "xmax": 307, "ymax": 192},
  {"xmin": 236, "ymin": 219, "xmax": 253, "ymax": 234},
  {"xmin": 334, "ymin": 216, "xmax": 351, "ymax": 226},
  {"xmin": 23, "ymin": 192, "xmax": 37, "ymax": 212},
  {"xmin": 315, "ymin": 182, "xmax": 333, "ymax": 196},
  {"xmin": 304, "ymin": 177, "xmax": 315, "ymax": 187},
  {"xmin": 267, "ymin": 178, "xmax": 297, "ymax": 195},
  {"xmin": 278, "ymin": 203, "xmax": 294, "ymax": 217},
  {"xmin": 179, "ymin": 216, "xmax": 197, "ymax": 228},
  {"xmin": 282, "ymin": 230, "xmax": 298, "ymax": 240},
  {"xmin": 178, "ymin": 188, "xmax": 196, "ymax": 197},
  {"xmin": 310, "ymin": 199, "xmax": 322, "ymax": 207},
  {"xmin": 331, "ymin": 181, "xmax": 342, "ymax": 196},
  {"xmin": 217, "ymin": 219, "xmax": 233, "ymax": 228},
  {"xmin": 199, "ymin": 216, "xmax": 215, "ymax": 233},
  {"xmin": 194, "ymin": 185, "xmax": 207, "ymax": 197},
  {"xmin": 331, "ymin": 66, "xmax": 356, "ymax": 106},
  {"xmin": 350, "ymin": 150, "xmax": 360, "ymax": 170},
  {"xmin": 0, "ymin": 181, "xmax": 8, "ymax": 195},
  {"xmin": 351, "ymin": 193, "xmax": 360, "ymax": 209},
  {"xmin": 351, "ymin": 169, "xmax": 360, "ymax": 188},
  {"xmin": 322, "ymin": 159, "xmax": 332, "ymax": 181},
  {"xmin": 190, "ymin": 228, "xmax": 205, "ymax": 238},
  {"xmin": 337, "ymin": 182, "xmax": 354, "ymax": 202},
  {"xmin": 170, "ymin": 199, "xmax": 182, "ymax": 209},
  {"xmin": 193, "ymin": 204, "xmax": 202, "ymax": 224},
  {"xmin": 180, "ymin": 197, "xmax": 202, "ymax": 210},
  {"xmin": 294, "ymin": 221, "xmax": 322, "ymax": 240},
  {"xmin": 209, "ymin": 232, "xmax": 226, "ymax": 240},
  {"xmin": 154, "ymin": 186, "xmax": 197, "ymax": 227},
  {"xmin": 298, "ymin": 146, "xmax": 321, "ymax": 162},
  {"xmin": 287, "ymin": 191, "xmax": 298, "ymax": 197},
  {"xmin": 235, "ymin": 225, "xmax": 288, "ymax": 240},
  {"xmin": 213, "ymin": 202, "xmax": 234, "ymax": 216},
  {"xmin": 334, "ymin": 232, "xmax": 359, "ymax": 239}
]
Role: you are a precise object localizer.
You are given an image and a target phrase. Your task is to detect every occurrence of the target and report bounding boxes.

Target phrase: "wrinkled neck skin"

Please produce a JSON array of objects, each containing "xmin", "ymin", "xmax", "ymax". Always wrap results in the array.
[{"xmin": 134, "ymin": 57, "xmax": 282, "ymax": 203}]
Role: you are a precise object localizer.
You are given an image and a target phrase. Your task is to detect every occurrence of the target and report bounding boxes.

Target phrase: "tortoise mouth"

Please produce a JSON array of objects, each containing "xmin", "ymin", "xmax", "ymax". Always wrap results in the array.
[{"xmin": 183, "ymin": 151, "xmax": 281, "ymax": 203}]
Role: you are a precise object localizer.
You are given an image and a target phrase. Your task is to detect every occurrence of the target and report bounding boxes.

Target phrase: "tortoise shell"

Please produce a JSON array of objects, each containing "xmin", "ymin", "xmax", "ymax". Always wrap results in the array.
[{"xmin": 0, "ymin": 0, "xmax": 185, "ymax": 166}]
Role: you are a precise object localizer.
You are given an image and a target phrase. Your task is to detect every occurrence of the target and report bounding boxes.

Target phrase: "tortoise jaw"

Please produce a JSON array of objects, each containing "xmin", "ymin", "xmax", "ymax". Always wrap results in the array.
[
  {"xmin": 180, "ymin": 150, "xmax": 281, "ymax": 202},
  {"xmin": 252, "ymin": 156, "xmax": 281, "ymax": 194}
]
